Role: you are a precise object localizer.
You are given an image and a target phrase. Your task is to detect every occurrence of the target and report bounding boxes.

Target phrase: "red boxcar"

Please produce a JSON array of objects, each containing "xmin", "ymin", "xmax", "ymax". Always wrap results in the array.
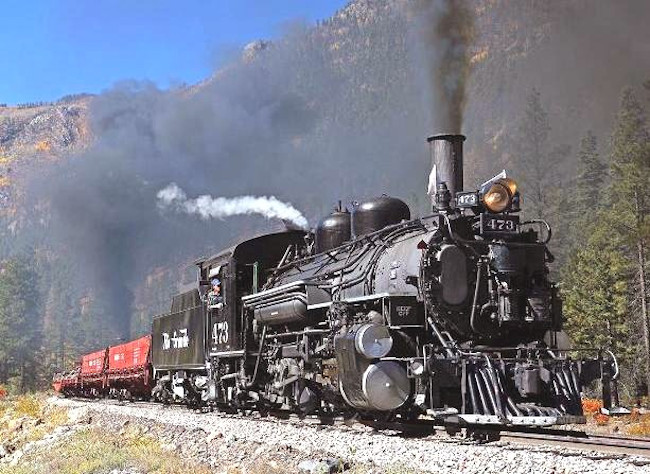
[
  {"xmin": 80, "ymin": 348, "xmax": 108, "ymax": 395},
  {"xmin": 106, "ymin": 335, "xmax": 152, "ymax": 399}
]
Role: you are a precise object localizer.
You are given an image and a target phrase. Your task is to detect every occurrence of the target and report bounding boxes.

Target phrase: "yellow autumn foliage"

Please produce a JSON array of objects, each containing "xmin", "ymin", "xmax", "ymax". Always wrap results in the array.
[
  {"xmin": 35, "ymin": 140, "xmax": 51, "ymax": 152},
  {"xmin": 471, "ymin": 48, "xmax": 489, "ymax": 64}
]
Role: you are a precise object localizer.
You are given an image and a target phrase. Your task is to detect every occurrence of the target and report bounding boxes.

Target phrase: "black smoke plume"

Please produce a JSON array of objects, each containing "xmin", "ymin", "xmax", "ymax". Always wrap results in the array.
[
  {"xmin": 412, "ymin": 0, "xmax": 474, "ymax": 133},
  {"xmin": 25, "ymin": 13, "xmax": 442, "ymax": 342},
  {"xmin": 30, "ymin": 70, "xmax": 323, "ymax": 340}
]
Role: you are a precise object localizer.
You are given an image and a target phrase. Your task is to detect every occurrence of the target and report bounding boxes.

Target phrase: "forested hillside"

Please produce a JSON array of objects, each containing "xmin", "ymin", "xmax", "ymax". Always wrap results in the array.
[{"xmin": 0, "ymin": 0, "xmax": 649, "ymax": 396}]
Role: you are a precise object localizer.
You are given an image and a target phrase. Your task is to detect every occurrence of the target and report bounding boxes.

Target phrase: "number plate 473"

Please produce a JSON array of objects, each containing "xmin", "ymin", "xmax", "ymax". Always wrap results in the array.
[
  {"xmin": 212, "ymin": 321, "xmax": 229, "ymax": 345},
  {"xmin": 480, "ymin": 214, "xmax": 519, "ymax": 234}
]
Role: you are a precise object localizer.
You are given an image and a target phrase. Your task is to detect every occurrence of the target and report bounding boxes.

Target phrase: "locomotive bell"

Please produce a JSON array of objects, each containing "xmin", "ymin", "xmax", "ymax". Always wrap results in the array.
[{"xmin": 427, "ymin": 134, "xmax": 466, "ymax": 207}]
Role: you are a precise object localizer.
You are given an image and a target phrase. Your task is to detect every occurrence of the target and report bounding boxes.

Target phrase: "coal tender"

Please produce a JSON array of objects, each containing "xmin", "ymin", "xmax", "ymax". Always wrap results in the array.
[{"xmin": 63, "ymin": 133, "xmax": 621, "ymax": 428}]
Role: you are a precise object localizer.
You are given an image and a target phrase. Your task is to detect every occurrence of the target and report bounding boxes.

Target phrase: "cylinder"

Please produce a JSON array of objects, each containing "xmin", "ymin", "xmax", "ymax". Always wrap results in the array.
[{"xmin": 427, "ymin": 134, "xmax": 466, "ymax": 204}]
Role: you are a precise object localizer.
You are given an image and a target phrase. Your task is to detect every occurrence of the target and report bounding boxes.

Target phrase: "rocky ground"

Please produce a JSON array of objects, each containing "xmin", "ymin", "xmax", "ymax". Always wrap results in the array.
[{"xmin": 2, "ymin": 396, "xmax": 650, "ymax": 474}]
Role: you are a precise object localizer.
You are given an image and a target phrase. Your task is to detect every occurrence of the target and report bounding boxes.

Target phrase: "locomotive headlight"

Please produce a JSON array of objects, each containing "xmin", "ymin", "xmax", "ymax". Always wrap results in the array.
[
  {"xmin": 483, "ymin": 182, "xmax": 512, "ymax": 213},
  {"xmin": 501, "ymin": 177, "xmax": 518, "ymax": 195}
]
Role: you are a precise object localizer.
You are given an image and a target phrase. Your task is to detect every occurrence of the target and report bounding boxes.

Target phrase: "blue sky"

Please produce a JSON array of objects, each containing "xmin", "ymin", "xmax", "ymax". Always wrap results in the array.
[{"xmin": 0, "ymin": 0, "xmax": 349, "ymax": 105}]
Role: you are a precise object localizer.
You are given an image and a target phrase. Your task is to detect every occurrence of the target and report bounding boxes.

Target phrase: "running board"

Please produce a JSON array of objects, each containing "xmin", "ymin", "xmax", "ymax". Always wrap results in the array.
[
  {"xmin": 601, "ymin": 406, "xmax": 632, "ymax": 416},
  {"xmin": 451, "ymin": 414, "xmax": 586, "ymax": 426}
]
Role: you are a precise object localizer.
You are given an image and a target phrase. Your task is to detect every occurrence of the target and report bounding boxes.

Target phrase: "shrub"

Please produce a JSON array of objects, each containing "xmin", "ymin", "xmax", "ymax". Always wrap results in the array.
[
  {"xmin": 582, "ymin": 398, "xmax": 603, "ymax": 414},
  {"xmin": 594, "ymin": 413, "xmax": 609, "ymax": 425},
  {"xmin": 626, "ymin": 414, "xmax": 650, "ymax": 436},
  {"xmin": 14, "ymin": 395, "xmax": 43, "ymax": 418}
]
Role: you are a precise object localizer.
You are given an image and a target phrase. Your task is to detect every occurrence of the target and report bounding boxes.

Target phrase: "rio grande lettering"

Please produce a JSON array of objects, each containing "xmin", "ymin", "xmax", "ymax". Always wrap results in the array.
[{"xmin": 162, "ymin": 328, "xmax": 189, "ymax": 350}]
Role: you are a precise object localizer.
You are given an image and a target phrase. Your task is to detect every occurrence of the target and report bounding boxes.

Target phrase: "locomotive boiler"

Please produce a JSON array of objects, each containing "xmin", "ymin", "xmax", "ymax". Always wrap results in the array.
[{"xmin": 56, "ymin": 133, "xmax": 621, "ymax": 429}]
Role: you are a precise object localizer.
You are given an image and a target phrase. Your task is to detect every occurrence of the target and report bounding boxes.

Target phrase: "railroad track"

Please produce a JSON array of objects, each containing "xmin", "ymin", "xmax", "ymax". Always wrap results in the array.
[
  {"xmin": 62, "ymin": 397, "xmax": 650, "ymax": 461},
  {"xmin": 498, "ymin": 430, "xmax": 650, "ymax": 459}
]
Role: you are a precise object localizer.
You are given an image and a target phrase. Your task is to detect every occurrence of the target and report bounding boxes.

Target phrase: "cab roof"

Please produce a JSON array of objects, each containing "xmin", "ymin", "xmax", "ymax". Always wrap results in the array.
[{"xmin": 195, "ymin": 230, "xmax": 308, "ymax": 269}]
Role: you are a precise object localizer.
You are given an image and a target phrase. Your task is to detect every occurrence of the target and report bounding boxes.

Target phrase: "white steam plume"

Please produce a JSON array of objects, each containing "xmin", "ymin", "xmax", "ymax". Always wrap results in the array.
[{"xmin": 157, "ymin": 183, "xmax": 309, "ymax": 229}]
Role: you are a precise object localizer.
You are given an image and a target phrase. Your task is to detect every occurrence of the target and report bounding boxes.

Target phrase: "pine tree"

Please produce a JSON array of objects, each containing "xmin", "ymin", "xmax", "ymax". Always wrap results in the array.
[
  {"xmin": 561, "ymin": 131, "xmax": 607, "ymax": 257},
  {"xmin": 563, "ymin": 219, "xmax": 632, "ymax": 361},
  {"xmin": 561, "ymin": 87, "xmax": 650, "ymax": 395},
  {"xmin": 512, "ymin": 88, "xmax": 569, "ymax": 221},
  {"xmin": 575, "ymin": 131, "xmax": 607, "ymax": 216},
  {"xmin": 511, "ymin": 88, "xmax": 571, "ymax": 269},
  {"xmin": 607, "ymin": 87, "xmax": 650, "ymax": 393},
  {"xmin": 42, "ymin": 258, "xmax": 85, "ymax": 372},
  {"xmin": 0, "ymin": 254, "xmax": 42, "ymax": 391}
]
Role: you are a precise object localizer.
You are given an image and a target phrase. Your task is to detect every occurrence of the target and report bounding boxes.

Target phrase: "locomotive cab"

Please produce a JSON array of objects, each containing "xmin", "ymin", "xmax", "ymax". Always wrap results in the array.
[
  {"xmin": 193, "ymin": 231, "xmax": 310, "ymax": 404},
  {"xmin": 196, "ymin": 230, "xmax": 309, "ymax": 356}
]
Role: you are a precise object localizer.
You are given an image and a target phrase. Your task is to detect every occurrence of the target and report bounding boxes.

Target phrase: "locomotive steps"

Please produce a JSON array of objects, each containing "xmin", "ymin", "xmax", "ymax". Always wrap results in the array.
[{"xmin": 11, "ymin": 396, "xmax": 645, "ymax": 474}]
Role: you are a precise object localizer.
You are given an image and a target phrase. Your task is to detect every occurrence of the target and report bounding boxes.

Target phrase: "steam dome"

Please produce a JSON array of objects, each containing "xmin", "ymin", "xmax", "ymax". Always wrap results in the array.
[{"xmin": 352, "ymin": 196, "xmax": 410, "ymax": 238}]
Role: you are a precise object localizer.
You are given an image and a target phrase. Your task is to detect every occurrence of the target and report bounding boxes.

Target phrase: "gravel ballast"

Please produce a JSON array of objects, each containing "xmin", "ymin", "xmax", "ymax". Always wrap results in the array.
[{"xmin": 51, "ymin": 398, "xmax": 650, "ymax": 473}]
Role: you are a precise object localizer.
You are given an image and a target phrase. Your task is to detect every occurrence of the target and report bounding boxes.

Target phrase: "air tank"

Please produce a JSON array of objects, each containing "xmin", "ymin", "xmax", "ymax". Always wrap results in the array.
[
  {"xmin": 315, "ymin": 207, "xmax": 351, "ymax": 253},
  {"xmin": 351, "ymin": 196, "xmax": 410, "ymax": 238},
  {"xmin": 253, "ymin": 295, "xmax": 307, "ymax": 325}
]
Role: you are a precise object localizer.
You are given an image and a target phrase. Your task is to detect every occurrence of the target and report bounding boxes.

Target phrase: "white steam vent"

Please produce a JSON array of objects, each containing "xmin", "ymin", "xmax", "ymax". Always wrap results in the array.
[{"xmin": 157, "ymin": 183, "xmax": 308, "ymax": 229}]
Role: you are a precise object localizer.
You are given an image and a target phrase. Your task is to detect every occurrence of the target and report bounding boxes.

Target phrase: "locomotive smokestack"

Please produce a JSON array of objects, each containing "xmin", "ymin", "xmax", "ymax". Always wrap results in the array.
[{"xmin": 427, "ymin": 134, "xmax": 466, "ymax": 206}]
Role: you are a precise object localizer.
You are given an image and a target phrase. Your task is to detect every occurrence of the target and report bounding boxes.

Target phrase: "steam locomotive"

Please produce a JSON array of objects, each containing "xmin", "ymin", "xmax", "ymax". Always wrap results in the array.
[{"xmin": 54, "ymin": 134, "xmax": 620, "ymax": 428}]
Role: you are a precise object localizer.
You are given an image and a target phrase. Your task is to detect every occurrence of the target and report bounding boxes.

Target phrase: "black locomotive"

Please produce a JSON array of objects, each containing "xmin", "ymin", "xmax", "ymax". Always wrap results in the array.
[{"xmin": 149, "ymin": 134, "xmax": 619, "ymax": 427}]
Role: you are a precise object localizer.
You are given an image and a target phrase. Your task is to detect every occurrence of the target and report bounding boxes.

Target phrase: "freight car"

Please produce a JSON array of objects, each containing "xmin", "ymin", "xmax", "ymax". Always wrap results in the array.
[
  {"xmin": 52, "ymin": 368, "xmax": 80, "ymax": 397},
  {"xmin": 54, "ymin": 133, "xmax": 623, "ymax": 429},
  {"xmin": 79, "ymin": 349, "xmax": 108, "ymax": 398},
  {"xmin": 53, "ymin": 336, "xmax": 153, "ymax": 400},
  {"xmin": 106, "ymin": 335, "xmax": 152, "ymax": 400}
]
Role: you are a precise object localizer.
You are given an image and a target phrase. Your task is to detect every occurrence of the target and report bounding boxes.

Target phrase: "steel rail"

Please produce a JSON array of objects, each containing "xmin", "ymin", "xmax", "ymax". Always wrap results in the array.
[{"xmin": 497, "ymin": 430, "xmax": 650, "ymax": 458}]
